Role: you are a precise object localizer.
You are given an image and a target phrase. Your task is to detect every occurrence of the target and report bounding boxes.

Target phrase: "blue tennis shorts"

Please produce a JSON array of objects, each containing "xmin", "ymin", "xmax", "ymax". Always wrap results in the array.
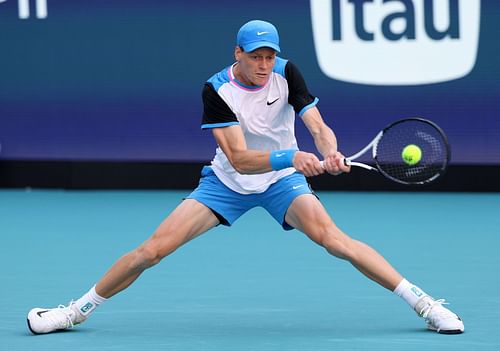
[{"xmin": 186, "ymin": 166, "xmax": 315, "ymax": 230}]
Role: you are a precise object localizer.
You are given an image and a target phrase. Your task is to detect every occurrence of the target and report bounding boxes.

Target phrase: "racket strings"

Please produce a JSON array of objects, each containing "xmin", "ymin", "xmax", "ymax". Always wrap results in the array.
[{"xmin": 375, "ymin": 120, "xmax": 449, "ymax": 184}]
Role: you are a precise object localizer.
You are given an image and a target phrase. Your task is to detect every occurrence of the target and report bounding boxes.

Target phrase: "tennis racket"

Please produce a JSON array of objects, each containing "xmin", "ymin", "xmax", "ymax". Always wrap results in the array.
[{"xmin": 322, "ymin": 118, "xmax": 450, "ymax": 185}]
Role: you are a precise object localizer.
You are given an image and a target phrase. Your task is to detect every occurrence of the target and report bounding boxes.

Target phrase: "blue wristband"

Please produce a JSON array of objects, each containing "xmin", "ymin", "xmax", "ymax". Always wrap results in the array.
[{"xmin": 269, "ymin": 149, "xmax": 296, "ymax": 170}]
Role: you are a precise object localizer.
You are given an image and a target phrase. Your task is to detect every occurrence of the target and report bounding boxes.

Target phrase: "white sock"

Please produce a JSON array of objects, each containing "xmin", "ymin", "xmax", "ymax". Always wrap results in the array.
[
  {"xmin": 73, "ymin": 285, "xmax": 107, "ymax": 319},
  {"xmin": 393, "ymin": 278, "xmax": 429, "ymax": 309}
]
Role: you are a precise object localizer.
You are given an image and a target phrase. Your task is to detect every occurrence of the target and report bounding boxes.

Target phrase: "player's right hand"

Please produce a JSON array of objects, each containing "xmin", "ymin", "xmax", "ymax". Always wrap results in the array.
[{"xmin": 293, "ymin": 151, "xmax": 324, "ymax": 177}]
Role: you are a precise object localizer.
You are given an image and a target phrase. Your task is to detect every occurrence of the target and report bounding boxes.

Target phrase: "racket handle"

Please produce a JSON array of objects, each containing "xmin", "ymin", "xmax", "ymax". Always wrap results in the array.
[{"xmin": 319, "ymin": 159, "xmax": 351, "ymax": 168}]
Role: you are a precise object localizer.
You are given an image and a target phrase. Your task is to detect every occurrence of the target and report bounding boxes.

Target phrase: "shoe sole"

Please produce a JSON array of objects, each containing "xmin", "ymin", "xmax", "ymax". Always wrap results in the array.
[
  {"xmin": 27, "ymin": 318, "xmax": 77, "ymax": 335},
  {"xmin": 27, "ymin": 318, "xmax": 42, "ymax": 335},
  {"xmin": 428, "ymin": 325, "xmax": 464, "ymax": 334},
  {"xmin": 436, "ymin": 329, "xmax": 464, "ymax": 334}
]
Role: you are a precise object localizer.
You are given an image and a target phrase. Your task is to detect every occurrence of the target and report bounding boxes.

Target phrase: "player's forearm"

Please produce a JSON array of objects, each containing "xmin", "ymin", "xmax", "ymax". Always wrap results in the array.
[
  {"xmin": 230, "ymin": 150, "xmax": 274, "ymax": 174},
  {"xmin": 312, "ymin": 124, "xmax": 338, "ymax": 159},
  {"xmin": 302, "ymin": 107, "xmax": 338, "ymax": 158}
]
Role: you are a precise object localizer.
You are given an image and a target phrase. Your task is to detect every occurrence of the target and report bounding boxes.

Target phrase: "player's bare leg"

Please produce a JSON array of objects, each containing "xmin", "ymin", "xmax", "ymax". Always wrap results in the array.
[
  {"xmin": 27, "ymin": 199, "xmax": 219, "ymax": 334},
  {"xmin": 285, "ymin": 194, "xmax": 464, "ymax": 334},
  {"xmin": 285, "ymin": 194, "xmax": 402, "ymax": 290},
  {"xmin": 96, "ymin": 199, "xmax": 219, "ymax": 298}
]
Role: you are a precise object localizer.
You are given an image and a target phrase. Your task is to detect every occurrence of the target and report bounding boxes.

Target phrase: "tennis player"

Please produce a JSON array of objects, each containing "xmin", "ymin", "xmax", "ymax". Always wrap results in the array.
[{"xmin": 27, "ymin": 20, "xmax": 464, "ymax": 335}]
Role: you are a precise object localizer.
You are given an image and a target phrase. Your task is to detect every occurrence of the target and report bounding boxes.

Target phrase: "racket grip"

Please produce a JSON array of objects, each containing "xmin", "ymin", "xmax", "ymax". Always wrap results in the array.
[{"xmin": 320, "ymin": 159, "xmax": 350, "ymax": 168}]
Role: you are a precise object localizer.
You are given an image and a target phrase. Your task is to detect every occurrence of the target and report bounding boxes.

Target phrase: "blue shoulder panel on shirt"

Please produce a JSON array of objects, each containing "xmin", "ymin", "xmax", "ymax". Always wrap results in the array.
[
  {"xmin": 298, "ymin": 97, "xmax": 320, "ymax": 117},
  {"xmin": 207, "ymin": 66, "xmax": 231, "ymax": 92},
  {"xmin": 273, "ymin": 57, "xmax": 288, "ymax": 77},
  {"xmin": 201, "ymin": 121, "xmax": 239, "ymax": 130}
]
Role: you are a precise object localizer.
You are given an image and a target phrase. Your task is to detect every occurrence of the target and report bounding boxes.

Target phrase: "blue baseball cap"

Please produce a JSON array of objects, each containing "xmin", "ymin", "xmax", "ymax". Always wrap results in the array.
[{"xmin": 236, "ymin": 20, "xmax": 281, "ymax": 53}]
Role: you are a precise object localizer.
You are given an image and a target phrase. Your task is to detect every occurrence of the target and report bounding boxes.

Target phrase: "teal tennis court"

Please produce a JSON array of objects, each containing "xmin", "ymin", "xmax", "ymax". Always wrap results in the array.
[{"xmin": 1, "ymin": 189, "xmax": 499, "ymax": 351}]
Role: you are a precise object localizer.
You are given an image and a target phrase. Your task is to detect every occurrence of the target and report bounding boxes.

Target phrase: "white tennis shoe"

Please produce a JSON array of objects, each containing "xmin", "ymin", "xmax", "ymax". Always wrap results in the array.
[
  {"xmin": 414, "ymin": 296, "xmax": 464, "ymax": 334},
  {"xmin": 27, "ymin": 302, "xmax": 86, "ymax": 334}
]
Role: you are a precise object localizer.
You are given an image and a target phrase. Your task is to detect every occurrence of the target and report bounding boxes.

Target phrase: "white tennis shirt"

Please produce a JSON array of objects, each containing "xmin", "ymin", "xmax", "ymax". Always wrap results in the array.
[{"xmin": 201, "ymin": 57, "xmax": 318, "ymax": 194}]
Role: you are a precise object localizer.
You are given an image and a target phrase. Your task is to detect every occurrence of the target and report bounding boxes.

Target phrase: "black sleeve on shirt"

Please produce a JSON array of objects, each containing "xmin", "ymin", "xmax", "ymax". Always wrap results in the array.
[
  {"xmin": 285, "ymin": 61, "xmax": 317, "ymax": 114},
  {"xmin": 201, "ymin": 83, "xmax": 238, "ymax": 128}
]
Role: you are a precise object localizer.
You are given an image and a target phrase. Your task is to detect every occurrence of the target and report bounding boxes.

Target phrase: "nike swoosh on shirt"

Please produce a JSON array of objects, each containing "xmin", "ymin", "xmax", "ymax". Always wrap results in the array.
[
  {"xmin": 292, "ymin": 185, "xmax": 304, "ymax": 190},
  {"xmin": 267, "ymin": 98, "xmax": 279, "ymax": 105}
]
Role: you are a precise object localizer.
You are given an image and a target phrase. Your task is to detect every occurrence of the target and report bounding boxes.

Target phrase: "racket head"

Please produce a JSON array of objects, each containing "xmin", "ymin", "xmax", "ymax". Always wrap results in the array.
[{"xmin": 373, "ymin": 118, "xmax": 451, "ymax": 185}]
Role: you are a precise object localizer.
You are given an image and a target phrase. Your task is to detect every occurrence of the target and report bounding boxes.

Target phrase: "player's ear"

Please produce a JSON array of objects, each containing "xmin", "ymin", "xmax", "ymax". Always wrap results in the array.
[{"xmin": 234, "ymin": 46, "xmax": 243, "ymax": 61}]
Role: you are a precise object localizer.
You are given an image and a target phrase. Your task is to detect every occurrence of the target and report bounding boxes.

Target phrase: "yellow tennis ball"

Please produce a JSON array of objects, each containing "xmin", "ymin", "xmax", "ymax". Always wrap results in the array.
[{"xmin": 402, "ymin": 144, "xmax": 422, "ymax": 165}]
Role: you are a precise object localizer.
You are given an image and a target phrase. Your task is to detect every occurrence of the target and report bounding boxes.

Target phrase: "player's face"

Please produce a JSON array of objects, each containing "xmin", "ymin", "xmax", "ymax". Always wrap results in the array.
[{"xmin": 234, "ymin": 47, "xmax": 276, "ymax": 86}]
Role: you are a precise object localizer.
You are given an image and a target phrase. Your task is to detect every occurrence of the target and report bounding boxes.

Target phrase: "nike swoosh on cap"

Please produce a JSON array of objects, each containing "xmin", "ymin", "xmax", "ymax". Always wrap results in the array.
[{"xmin": 256, "ymin": 31, "xmax": 269, "ymax": 36}]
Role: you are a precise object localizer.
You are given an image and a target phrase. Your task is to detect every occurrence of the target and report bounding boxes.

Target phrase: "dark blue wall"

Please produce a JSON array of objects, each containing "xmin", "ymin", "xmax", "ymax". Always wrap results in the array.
[{"xmin": 1, "ymin": 0, "xmax": 498, "ymax": 164}]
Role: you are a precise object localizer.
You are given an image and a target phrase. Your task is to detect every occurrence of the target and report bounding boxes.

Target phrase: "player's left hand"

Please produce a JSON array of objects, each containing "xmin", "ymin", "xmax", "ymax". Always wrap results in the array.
[{"xmin": 323, "ymin": 151, "xmax": 351, "ymax": 176}]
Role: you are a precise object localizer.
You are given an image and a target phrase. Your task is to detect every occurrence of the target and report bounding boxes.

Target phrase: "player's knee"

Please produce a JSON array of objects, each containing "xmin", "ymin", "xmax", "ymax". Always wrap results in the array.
[
  {"xmin": 132, "ymin": 243, "xmax": 163, "ymax": 270},
  {"xmin": 320, "ymin": 230, "xmax": 353, "ymax": 260},
  {"xmin": 322, "ymin": 236, "xmax": 347, "ymax": 259}
]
